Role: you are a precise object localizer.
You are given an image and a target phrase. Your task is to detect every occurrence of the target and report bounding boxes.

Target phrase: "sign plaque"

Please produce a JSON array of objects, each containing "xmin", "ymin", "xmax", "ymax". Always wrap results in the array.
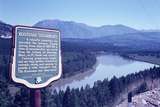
[{"xmin": 11, "ymin": 26, "xmax": 62, "ymax": 88}]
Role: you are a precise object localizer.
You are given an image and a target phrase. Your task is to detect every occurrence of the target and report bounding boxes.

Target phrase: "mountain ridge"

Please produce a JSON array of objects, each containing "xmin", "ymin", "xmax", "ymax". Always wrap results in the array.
[
  {"xmin": 34, "ymin": 19, "xmax": 139, "ymax": 38},
  {"xmin": 0, "ymin": 20, "xmax": 160, "ymax": 50}
]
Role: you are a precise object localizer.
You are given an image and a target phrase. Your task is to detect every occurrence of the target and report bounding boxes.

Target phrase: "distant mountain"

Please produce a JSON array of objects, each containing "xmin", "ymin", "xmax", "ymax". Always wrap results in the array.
[
  {"xmin": 64, "ymin": 32, "xmax": 160, "ymax": 51},
  {"xmin": 93, "ymin": 32, "xmax": 160, "ymax": 46},
  {"xmin": 34, "ymin": 19, "xmax": 139, "ymax": 38},
  {"xmin": 1, "ymin": 20, "xmax": 160, "ymax": 51},
  {"xmin": 141, "ymin": 29, "xmax": 160, "ymax": 32},
  {"xmin": 33, "ymin": 19, "xmax": 160, "ymax": 51}
]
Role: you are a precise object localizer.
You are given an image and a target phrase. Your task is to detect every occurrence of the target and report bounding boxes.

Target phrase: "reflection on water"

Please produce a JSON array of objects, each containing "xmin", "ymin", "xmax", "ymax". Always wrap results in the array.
[
  {"xmin": 54, "ymin": 54, "xmax": 156, "ymax": 91},
  {"xmin": 97, "ymin": 55, "xmax": 133, "ymax": 66}
]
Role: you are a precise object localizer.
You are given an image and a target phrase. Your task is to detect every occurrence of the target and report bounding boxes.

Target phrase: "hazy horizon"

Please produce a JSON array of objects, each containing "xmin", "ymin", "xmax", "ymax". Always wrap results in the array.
[{"xmin": 0, "ymin": 0, "xmax": 160, "ymax": 29}]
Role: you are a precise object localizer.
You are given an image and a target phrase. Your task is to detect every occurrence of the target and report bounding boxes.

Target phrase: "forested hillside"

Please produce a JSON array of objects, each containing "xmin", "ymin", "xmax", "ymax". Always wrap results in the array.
[
  {"xmin": 0, "ymin": 21, "xmax": 160, "ymax": 107},
  {"xmin": 9, "ymin": 66, "xmax": 160, "ymax": 107}
]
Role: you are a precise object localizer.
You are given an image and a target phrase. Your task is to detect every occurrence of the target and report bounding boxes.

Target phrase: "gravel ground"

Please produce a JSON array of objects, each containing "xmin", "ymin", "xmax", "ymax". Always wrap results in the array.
[{"xmin": 116, "ymin": 88, "xmax": 160, "ymax": 107}]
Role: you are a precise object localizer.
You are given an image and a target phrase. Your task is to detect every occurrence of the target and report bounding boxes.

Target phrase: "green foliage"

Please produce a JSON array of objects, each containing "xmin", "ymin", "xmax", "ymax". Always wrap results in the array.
[
  {"xmin": 2, "ymin": 66, "xmax": 159, "ymax": 107},
  {"xmin": 13, "ymin": 87, "xmax": 30, "ymax": 107},
  {"xmin": 47, "ymin": 67, "xmax": 160, "ymax": 107},
  {"xmin": 1, "ymin": 36, "xmax": 160, "ymax": 107},
  {"xmin": 41, "ymin": 88, "xmax": 57, "ymax": 107},
  {"xmin": 0, "ymin": 81, "xmax": 13, "ymax": 107},
  {"xmin": 62, "ymin": 52, "xmax": 96, "ymax": 78}
]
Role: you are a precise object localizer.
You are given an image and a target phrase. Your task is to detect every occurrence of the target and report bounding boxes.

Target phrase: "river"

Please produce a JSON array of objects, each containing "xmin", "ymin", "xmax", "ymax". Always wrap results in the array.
[{"xmin": 51, "ymin": 54, "xmax": 157, "ymax": 91}]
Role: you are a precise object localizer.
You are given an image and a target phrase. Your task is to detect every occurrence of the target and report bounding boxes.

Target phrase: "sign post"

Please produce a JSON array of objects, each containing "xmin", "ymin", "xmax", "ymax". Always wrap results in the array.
[
  {"xmin": 11, "ymin": 26, "xmax": 62, "ymax": 107},
  {"xmin": 30, "ymin": 89, "xmax": 41, "ymax": 107}
]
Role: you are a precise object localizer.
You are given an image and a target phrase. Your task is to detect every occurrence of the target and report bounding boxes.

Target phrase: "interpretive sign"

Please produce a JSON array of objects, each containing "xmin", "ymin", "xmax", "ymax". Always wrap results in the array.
[{"xmin": 11, "ymin": 26, "xmax": 62, "ymax": 88}]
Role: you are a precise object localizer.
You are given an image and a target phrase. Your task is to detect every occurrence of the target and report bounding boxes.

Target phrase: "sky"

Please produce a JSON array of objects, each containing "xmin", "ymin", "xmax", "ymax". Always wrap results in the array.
[{"xmin": 0, "ymin": 0, "xmax": 160, "ymax": 29}]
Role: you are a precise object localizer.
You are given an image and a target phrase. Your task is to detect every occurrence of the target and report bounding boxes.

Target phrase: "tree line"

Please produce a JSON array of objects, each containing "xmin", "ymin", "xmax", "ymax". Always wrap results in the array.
[{"xmin": 6, "ymin": 66, "xmax": 159, "ymax": 107}]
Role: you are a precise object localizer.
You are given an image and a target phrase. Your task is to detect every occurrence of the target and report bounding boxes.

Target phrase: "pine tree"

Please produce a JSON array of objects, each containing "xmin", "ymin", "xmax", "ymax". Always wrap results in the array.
[
  {"xmin": 63, "ymin": 87, "xmax": 73, "ymax": 107},
  {"xmin": 13, "ymin": 87, "xmax": 30, "ymax": 107},
  {"xmin": 0, "ymin": 81, "xmax": 13, "ymax": 107}
]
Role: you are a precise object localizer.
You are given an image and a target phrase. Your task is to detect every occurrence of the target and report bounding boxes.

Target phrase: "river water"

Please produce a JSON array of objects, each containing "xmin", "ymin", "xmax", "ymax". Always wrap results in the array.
[{"xmin": 53, "ymin": 54, "xmax": 157, "ymax": 91}]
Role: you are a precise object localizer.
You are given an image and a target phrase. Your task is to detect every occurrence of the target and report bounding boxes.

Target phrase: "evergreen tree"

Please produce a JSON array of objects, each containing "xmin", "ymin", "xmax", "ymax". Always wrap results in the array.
[
  {"xmin": 63, "ymin": 87, "xmax": 72, "ymax": 107},
  {"xmin": 13, "ymin": 87, "xmax": 30, "ymax": 107},
  {"xmin": 0, "ymin": 81, "xmax": 13, "ymax": 107},
  {"xmin": 41, "ymin": 88, "xmax": 57, "ymax": 107}
]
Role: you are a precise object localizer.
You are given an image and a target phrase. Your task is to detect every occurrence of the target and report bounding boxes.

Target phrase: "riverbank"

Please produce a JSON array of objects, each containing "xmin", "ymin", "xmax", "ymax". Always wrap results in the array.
[
  {"xmin": 127, "ymin": 54, "xmax": 160, "ymax": 65},
  {"xmin": 49, "ymin": 58, "xmax": 99, "ymax": 91},
  {"xmin": 49, "ymin": 54, "xmax": 156, "ymax": 92}
]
